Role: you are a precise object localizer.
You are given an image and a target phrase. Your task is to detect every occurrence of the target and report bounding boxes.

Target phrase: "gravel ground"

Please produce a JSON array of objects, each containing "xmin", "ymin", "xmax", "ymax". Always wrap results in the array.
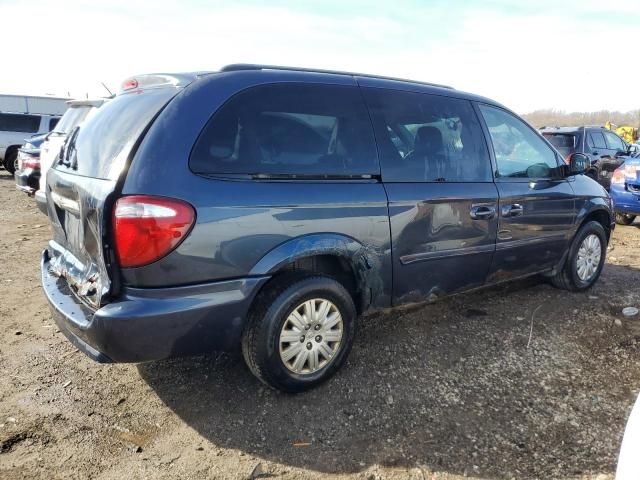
[{"xmin": 1, "ymin": 170, "xmax": 640, "ymax": 479}]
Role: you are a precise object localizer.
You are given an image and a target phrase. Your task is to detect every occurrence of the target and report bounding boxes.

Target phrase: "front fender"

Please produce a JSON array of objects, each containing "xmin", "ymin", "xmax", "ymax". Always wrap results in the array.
[{"xmin": 249, "ymin": 233, "xmax": 390, "ymax": 310}]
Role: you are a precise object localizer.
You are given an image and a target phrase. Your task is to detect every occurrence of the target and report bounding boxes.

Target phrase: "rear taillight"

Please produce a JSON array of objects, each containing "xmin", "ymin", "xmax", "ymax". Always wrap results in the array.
[
  {"xmin": 22, "ymin": 158, "xmax": 40, "ymax": 169},
  {"xmin": 611, "ymin": 168, "xmax": 625, "ymax": 185},
  {"xmin": 113, "ymin": 195, "xmax": 195, "ymax": 268}
]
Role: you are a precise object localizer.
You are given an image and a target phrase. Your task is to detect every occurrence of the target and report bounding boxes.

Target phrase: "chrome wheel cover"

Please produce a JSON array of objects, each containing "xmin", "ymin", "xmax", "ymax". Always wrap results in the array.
[
  {"xmin": 279, "ymin": 298, "xmax": 343, "ymax": 375},
  {"xmin": 576, "ymin": 234, "xmax": 601, "ymax": 282}
]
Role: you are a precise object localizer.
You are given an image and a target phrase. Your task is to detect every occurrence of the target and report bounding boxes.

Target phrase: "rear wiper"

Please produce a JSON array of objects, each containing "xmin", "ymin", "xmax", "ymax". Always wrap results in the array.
[{"xmin": 60, "ymin": 127, "xmax": 80, "ymax": 169}]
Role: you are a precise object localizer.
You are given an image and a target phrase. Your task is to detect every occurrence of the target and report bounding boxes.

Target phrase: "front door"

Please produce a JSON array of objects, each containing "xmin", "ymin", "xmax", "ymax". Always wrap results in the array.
[
  {"xmin": 477, "ymin": 104, "xmax": 576, "ymax": 281},
  {"xmin": 361, "ymin": 84, "xmax": 498, "ymax": 305}
]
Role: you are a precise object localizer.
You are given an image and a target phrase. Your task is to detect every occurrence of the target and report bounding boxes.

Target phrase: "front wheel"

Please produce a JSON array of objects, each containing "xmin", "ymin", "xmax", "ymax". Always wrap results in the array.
[
  {"xmin": 551, "ymin": 221, "xmax": 607, "ymax": 291},
  {"xmin": 615, "ymin": 213, "xmax": 636, "ymax": 225},
  {"xmin": 242, "ymin": 275, "xmax": 356, "ymax": 393}
]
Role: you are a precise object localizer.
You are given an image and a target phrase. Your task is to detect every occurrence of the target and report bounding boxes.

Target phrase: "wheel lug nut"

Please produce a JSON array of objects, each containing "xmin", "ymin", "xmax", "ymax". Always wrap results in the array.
[
  {"xmin": 300, "ymin": 336, "xmax": 305, "ymax": 342},
  {"xmin": 305, "ymin": 325, "xmax": 310, "ymax": 330},
  {"xmin": 306, "ymin": 342, "xmax": 312, "ymax": 350},
  {"xmin": 314, "ymin": 324, "xmax": 320, "ymax": 330},
  {"xmin": 315, "ymin": 335, "xmax": 322, "ymax": 342}
]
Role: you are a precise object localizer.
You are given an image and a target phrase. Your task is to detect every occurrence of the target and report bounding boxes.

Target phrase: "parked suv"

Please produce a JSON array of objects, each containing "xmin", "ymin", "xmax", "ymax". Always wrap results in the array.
[
  {"xmin": 42, "ymin": 65, "xmax": 614, "ymax": 392},
  {"xmin": 541, "ymin": 126, "xmax": 633, "ymax": 190}
]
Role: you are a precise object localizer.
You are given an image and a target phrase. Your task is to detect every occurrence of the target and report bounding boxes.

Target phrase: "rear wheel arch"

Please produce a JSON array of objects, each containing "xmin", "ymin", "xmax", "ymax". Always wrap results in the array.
[{"xmin": 248, "ymin": 234, "xmax": 376, "ymax": 315}]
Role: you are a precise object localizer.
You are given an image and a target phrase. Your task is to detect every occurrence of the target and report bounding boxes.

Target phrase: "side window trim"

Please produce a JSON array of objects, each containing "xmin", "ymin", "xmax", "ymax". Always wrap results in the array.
[
  {"xmin": 475, "ymin": 102, "xmax": 564, "ymax": 182},
  {"xmin": 472, "ymin": 101, "xmax": 498, "ymax": 181}
]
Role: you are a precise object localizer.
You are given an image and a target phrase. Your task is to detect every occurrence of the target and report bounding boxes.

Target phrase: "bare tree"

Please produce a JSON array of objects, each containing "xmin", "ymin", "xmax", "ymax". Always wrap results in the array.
[{"xmin": 523, "ymin": 109, "xmax": 640, "ymax": 129}]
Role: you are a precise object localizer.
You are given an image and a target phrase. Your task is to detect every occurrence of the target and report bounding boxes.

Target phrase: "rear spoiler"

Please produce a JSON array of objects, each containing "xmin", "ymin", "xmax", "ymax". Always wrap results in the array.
[
  {"xmin": 118, "ymin": 72, "xmax": 213, "ymax": 94},
  {"xmin": 66, "ymin": 99, "xmax": 106, "ymax": 107}
]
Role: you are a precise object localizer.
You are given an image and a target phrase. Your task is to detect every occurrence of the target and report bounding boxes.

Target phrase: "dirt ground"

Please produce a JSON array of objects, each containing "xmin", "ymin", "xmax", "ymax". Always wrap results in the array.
[{"xmin": 1, "ymin": 171, "xmax": 640, "ymax": 480}]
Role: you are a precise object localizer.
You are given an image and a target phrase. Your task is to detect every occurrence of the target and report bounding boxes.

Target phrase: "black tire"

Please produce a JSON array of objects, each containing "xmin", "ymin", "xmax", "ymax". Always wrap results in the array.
[
  {"xmin": 551, "ymin": 220, "xmax": 607, "ymax": 291},
  {"xmin": 3, "ymin": 148, "xmax": 17, "ymax": 175},
  {"xmin": 242, "ymin": 275, "xmax": 357, "ymax": 393},
  {"xmin": 615, "ymin": 213, "xmax": 636, "ymax": 226}
]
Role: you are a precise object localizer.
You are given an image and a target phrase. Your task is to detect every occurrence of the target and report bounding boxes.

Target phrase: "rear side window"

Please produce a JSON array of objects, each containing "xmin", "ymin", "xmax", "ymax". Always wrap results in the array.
[
  {"xmin": 0, "ymin": 113, "xmax": 41, "ymax": 133},
  {"xmin": 362, "ymin": 88, "xmax": 491, "ymax": 182},
  {"xmin": 542, "ymin": 133, "xmax": 576, "ymax": 157},
  {"xmin": 588, "ymin": 132, "xmax": 607, "ymax": 150},
  {"xmin": 190, "ymin": 84, "xmax": 378, "ymax": 177},
  {"xmin": 57, "ymin": 89, "xmax": 175, "ymax": 180}
]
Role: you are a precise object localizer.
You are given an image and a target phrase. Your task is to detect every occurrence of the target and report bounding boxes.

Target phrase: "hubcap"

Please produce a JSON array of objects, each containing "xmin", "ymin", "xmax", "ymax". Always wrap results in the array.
[
  {"xmin": 279, "ymin": 298, "xmax": 343, "ymax": 375},
  {"xmin": 576, "ymin": 234, "xmax": 601, "ymax": 282}
]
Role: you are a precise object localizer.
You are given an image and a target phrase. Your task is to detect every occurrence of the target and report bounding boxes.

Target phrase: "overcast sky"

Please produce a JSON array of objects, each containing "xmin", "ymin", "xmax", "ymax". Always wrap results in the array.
[{"xmin": 1, "ymin": 0, "xmax": 638, "ymax": 113}]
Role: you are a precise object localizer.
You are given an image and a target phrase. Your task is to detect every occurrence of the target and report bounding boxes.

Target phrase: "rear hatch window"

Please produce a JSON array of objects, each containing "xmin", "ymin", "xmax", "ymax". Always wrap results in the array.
[
  {"xmin": 55, "ymin": 88, "xmax": 176, "ymax": 180},
  {"xmin": 52, "ymin": 106, "xmax": 93, "ymax": 135},
  {"xmin": 542, "ymin": 133, "xmax": 577, "ymax": 157}
]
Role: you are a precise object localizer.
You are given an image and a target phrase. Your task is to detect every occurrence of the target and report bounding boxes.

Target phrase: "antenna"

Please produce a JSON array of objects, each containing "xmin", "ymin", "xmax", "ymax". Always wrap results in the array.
[{"xmin": 100, "ymin": 82, "xmax": 114, "ymax": 97}]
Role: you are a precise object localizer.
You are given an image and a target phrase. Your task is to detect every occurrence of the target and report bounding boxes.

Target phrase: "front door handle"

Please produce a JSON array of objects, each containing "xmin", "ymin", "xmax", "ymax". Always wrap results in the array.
[
  {"xmin": 502, "ymin": 203, "xmax": 524, "ymax": 217},
  {"xmin": 470, "ymin": 205, "xmax": 496, "ymax": 220}
]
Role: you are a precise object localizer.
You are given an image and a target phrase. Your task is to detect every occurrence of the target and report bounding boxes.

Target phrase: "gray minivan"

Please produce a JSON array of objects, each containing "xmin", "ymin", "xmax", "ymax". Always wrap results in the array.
[{"xmin": 41, "ymin": 65, "xmax": 614, "ymax": 392}]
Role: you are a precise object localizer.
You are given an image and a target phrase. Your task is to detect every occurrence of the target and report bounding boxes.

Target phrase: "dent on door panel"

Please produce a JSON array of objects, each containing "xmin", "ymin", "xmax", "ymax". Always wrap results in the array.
[{"xmin": 387, "ymin": 182, "xmax": 499, "ymax": 304}]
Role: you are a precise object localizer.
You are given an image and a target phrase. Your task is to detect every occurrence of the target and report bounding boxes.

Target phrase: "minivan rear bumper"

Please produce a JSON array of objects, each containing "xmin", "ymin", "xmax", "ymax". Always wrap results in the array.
[{"xmin": 41, "ymin": 250, "xmax": 269, "ymax": 363}]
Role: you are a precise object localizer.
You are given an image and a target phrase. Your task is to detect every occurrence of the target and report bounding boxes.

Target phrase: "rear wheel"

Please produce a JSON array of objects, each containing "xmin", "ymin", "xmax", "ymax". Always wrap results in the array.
[
  {"xmin": 551, "ymin": 221, "xmax": 607, "ymax": 291},
  {"xmin": 242, "ymin": 275, "xmax": 356, "ymax": 393},
  {"xmin": 3, "ymin": 147, "xmax": 18, "ymax": 175},
  {"xmin": 615, "ymin": 213, "xmax": 636, "ymax": 225}
]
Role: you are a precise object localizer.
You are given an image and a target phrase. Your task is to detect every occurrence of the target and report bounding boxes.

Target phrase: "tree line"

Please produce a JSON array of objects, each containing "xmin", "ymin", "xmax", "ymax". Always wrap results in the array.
[{"xmin": 522, "ymin": 109, "xmax": 640, "ymax": 129}]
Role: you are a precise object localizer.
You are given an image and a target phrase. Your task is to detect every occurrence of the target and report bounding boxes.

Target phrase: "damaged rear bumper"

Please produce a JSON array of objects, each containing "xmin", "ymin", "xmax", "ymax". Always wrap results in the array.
[{"xmin": 41, "ymin": 250, "xmax": 269, "ymax": 363}]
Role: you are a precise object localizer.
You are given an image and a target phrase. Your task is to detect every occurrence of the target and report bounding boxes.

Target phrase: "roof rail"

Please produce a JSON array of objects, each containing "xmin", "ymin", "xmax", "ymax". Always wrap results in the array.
[{"xmin": 220, "ymin": 64, "xmax": 454, "ymax": 90}]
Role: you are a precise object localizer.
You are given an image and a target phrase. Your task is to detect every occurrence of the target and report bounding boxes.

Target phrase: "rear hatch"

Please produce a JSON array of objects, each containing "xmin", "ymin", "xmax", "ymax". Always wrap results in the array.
[
  {"xmin": 542, "ymin": 132, "xmax": 577, "ymax": 162},
  {"xmin": 44, "ymin": 77, "xmax": 191, "ymax": 309}
]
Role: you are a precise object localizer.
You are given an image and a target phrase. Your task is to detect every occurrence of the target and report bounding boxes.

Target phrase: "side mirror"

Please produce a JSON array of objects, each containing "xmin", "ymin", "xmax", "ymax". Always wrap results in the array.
[{"xmin": 568, "ymin": 153, "xmax": 589, "ymax": 175}]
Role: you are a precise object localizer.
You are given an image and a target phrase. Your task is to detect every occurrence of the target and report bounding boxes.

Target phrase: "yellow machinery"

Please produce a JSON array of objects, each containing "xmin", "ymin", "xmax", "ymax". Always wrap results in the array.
[{"xmin": 605, "ymin": 121, "xmax": 639, "ymax": 144}]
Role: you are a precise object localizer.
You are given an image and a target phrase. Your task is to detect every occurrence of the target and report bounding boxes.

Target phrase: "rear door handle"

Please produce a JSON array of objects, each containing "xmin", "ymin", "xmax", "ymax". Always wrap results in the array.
[
  {"xmin": 470, "ymin": 205, "xmax": 496, "ymax": 220},
  {"xmin": 502, "ymin": 203, "xmax": 524, "ymax": 217}
]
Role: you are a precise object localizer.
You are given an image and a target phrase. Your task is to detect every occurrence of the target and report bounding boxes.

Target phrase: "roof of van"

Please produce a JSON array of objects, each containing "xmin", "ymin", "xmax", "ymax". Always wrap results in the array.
[
  {"xmin": 216, "ymin": 64, "xmax": 501, "ymax": 106},
  {"xmin": 120, "ymin": 64, "xmax": 502, "ymax": 108}
]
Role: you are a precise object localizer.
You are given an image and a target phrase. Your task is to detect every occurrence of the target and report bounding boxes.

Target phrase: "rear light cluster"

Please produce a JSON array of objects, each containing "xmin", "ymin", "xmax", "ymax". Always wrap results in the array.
[
  {"xmin": 612, "ymin": 164, "xmax": 640, "ymax": 185},
  {"xmin": 22, "ymin": 158, "xmax": 40, "ymax": 170},
  {"xmin": 611, "ymin": 169, "xmax": 625, "ymax": 185},
  {"xmin": 113, "ymin": 195, "xmax": 195, "ymax": 268}
]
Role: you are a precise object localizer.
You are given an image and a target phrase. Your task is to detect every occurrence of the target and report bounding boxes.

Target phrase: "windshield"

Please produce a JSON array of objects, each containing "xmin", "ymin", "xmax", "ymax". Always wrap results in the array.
[
  {"xmin": 53, "ymin": 106, "xmax": 93, "ymax": 134},
  {"xmin": 542, "ymin": 133, "xmax": 576, "ymax": 157}
]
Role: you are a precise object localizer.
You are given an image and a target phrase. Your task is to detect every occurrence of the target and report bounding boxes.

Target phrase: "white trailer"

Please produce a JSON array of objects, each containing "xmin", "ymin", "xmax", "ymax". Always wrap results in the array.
[{"xmin": 0, "ymin": 94, "xmax": 70, "ymax": 173}]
